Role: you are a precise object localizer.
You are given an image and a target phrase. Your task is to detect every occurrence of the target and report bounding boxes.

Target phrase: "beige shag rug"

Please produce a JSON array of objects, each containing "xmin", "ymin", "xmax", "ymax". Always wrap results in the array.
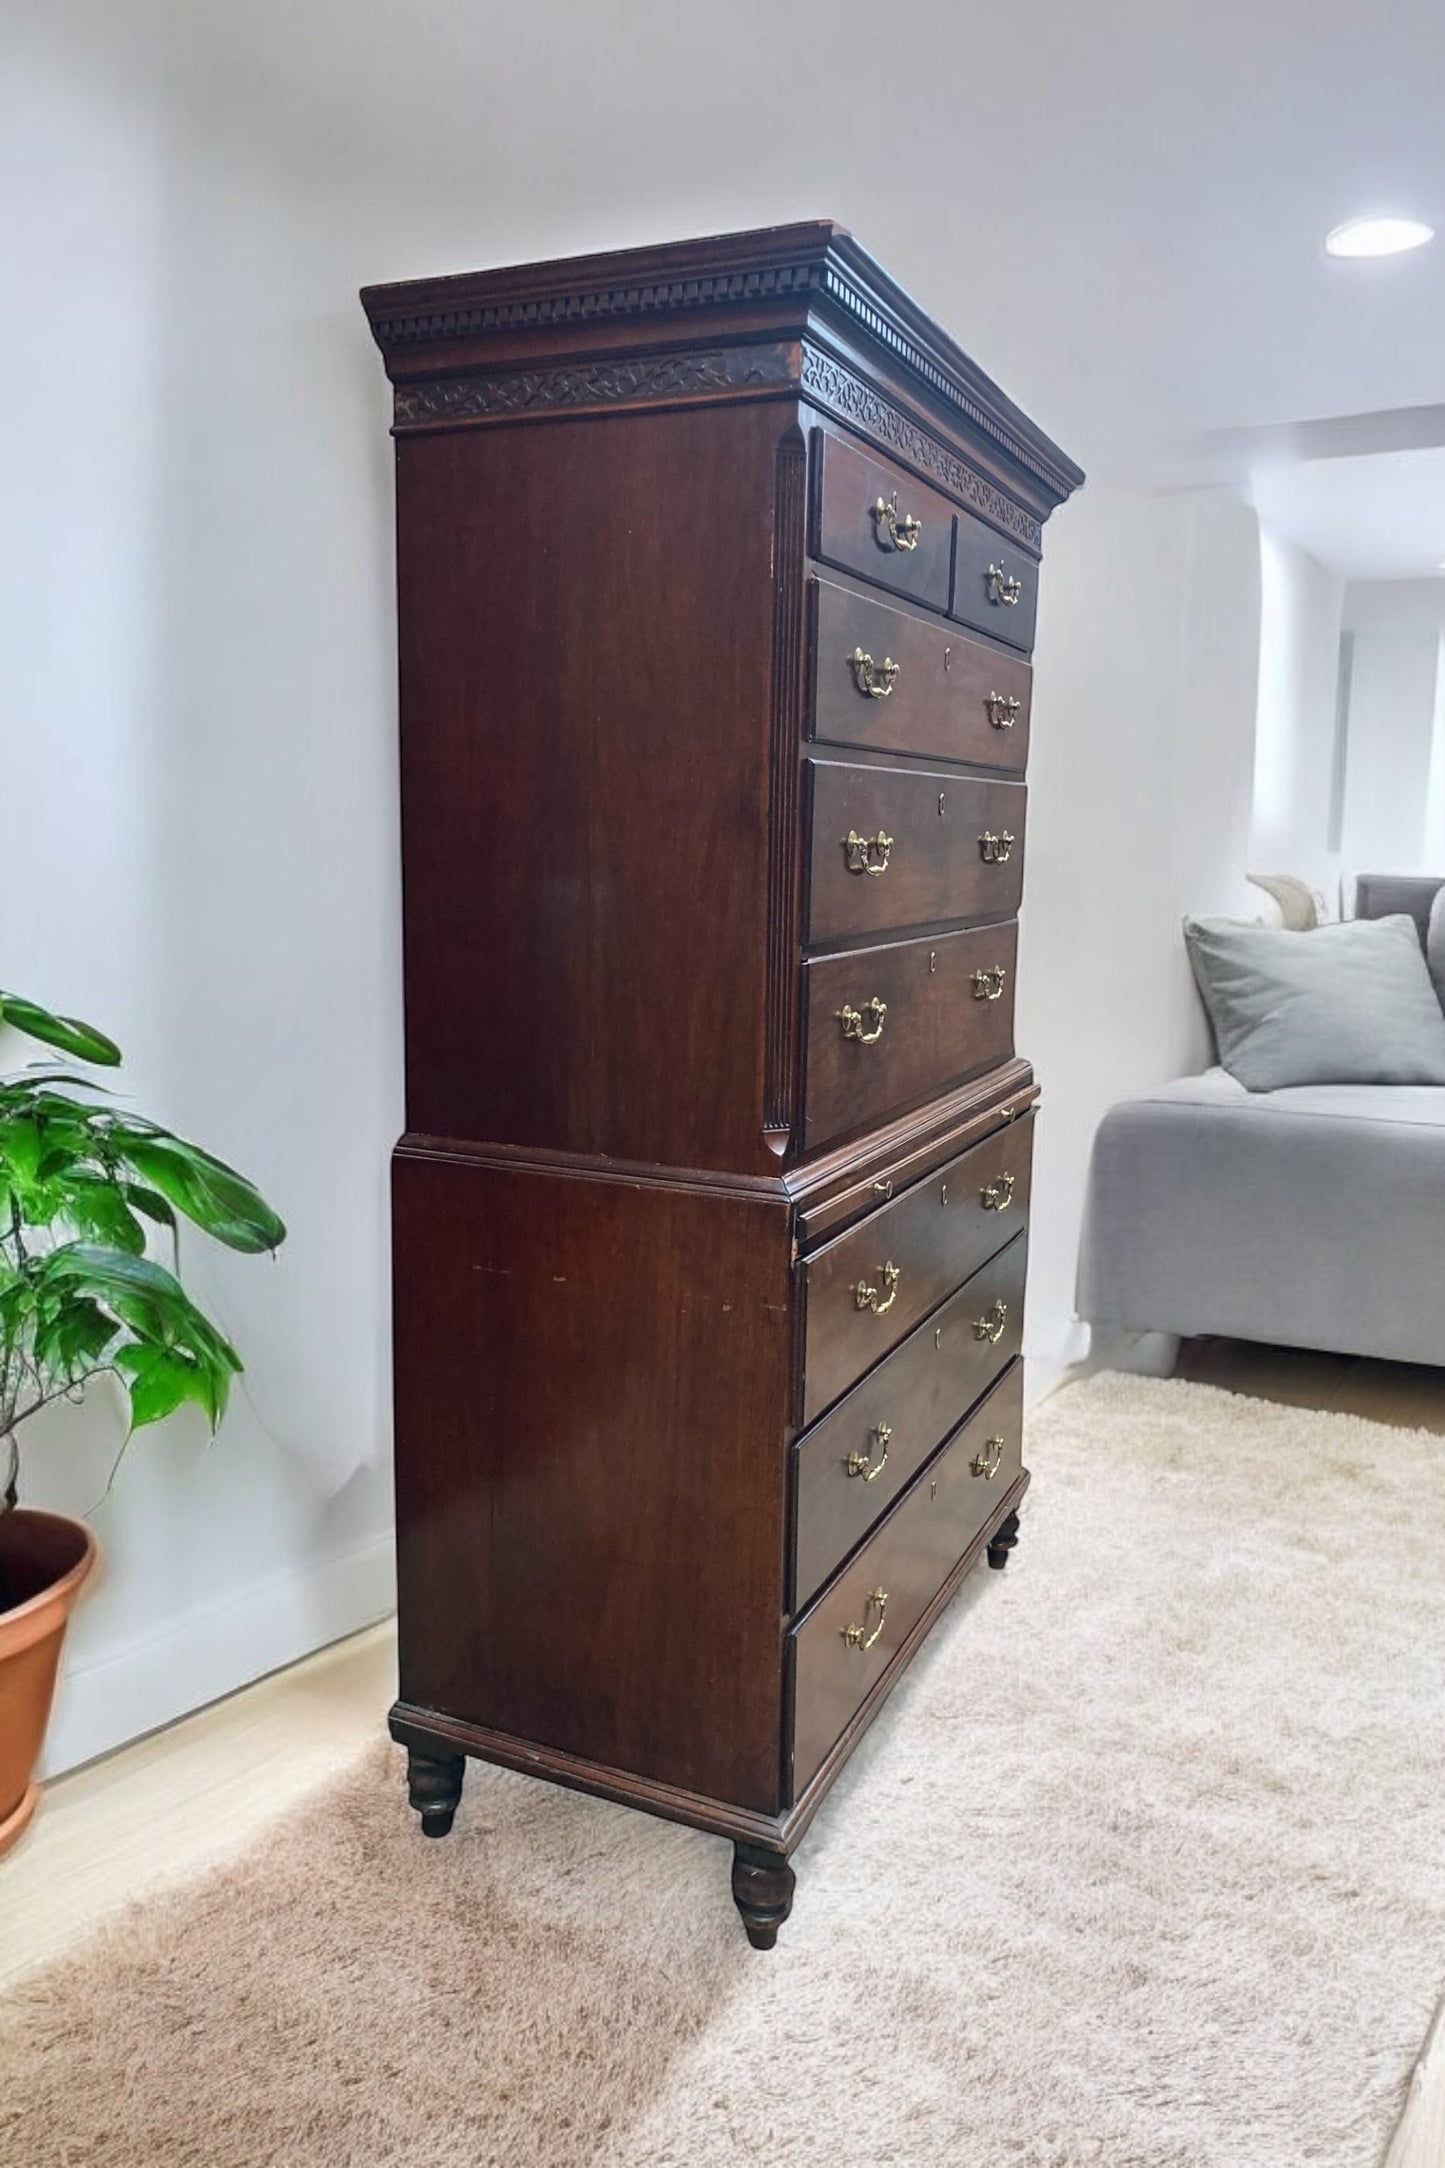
[{"xmin": 6, "ymin": 1371, "xmax": 1445, "ymax": 2168}]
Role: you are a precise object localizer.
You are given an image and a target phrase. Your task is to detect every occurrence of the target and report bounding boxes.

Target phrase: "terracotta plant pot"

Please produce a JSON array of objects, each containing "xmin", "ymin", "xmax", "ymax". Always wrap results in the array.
[{"xmin": 0, "ymin": 1510, "xmax": 97, "ymax": 1856}]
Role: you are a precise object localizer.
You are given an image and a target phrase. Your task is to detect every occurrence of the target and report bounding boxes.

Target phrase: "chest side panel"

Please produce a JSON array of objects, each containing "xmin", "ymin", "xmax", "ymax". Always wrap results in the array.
[{"xmin": 395, "ymin": 400, "xmax": 795, "ymax": 1171}]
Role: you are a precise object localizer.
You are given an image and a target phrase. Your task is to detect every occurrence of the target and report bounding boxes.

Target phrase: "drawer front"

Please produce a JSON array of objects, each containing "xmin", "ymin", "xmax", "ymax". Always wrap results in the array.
[
  {"xmin": 803, "ymin": 922, "xmax": 1018, "ymax": 1151},
  {"xmin": 790, "ymin": 1363, "xmax": 1026, "ymax": 1794},
  {"xmin": 793, "ymin": 1250, "xmax": 1026, "ymax": 1608},
  {"xmin": 950, "ymin": 512, "xmax": 1039, "ymax": 652},
  {"xmin": 812, "ymin": 434, "xmax": 953, "ymax": 612},
  {"xmin": 801, "ymin": 1113, "xmax": 1033, "ymax": 1424},
  {"xmin": 806, "ymin": 760, "xmax": 1026, "ymax": 945},
  {"xmin": 811, "ymin": 577, "xmax": 1031, "ymax": 770}
]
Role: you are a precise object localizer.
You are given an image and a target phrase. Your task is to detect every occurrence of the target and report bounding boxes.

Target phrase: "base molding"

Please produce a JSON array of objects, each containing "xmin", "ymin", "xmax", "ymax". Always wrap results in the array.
[{"xmin": 390, "ymin": 1471, "xmax": 1028, "ymax": 1862}]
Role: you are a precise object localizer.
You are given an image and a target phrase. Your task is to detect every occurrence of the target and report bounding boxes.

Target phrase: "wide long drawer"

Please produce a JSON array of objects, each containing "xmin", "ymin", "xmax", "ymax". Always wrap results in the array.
[
  {"xmin": 802, "ymin": 922, "xmax": 1018, "ymax": 1151},
  {"xmin": 801, "ymin": 1112, "xmax": 1033, "ymax": 1424},
  {"xmin": 790, "ymin": 1365, "xmax": 1027, "ymax": 1796},
  {"xmin": 811, "ymin": 576, "xmax": 1032, "ymax": 770},
  {"xmin": 811, "ymin": 433, "xmax": 954, "ymax": 612},
  {"xmin": 806, "ymin": 759, "xmax": 1026, "ymax": 944},
  {"xmin": 793, "ymin": 1248, "xmax": 1026, "ymax": 1608}
]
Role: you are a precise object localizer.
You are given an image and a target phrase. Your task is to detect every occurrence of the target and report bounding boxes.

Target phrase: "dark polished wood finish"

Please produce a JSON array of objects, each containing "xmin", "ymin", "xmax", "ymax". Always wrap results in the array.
[
  {"xmin": 951, "ymin": 509, "xmax": 1040, "ymax": 651},
  {"xmin": 732, "ymin": 1844, "xmax": 797, "ymax": 1950},
  {"xmin": 812, "ymin": 431, "xmax": 955, "ymax": 611},
  {"xmin": 366, "ymin": 224, "xmax": 1078, "ymax": 1947},
  {"xmin": 807, "ymin": 759, "xmax": 1026, "ymax": 943},
  {"xmin": 987, "ymin": 1509, "xmax": 1022, "ymax": 1569},
  {"xmin": 803, "ymin": 921, "xmax": 1019, "ymax": 1149},
  {"xmin": 810, "ymin": 577, "xmax": 1033, "ymax": 771},
  {"xmin": 793, "ymin": 1287, "xmax": 1027, "ymax": 1610},
  {"xmin": 791, "ymin": 1367, "xmax": 1029, "ymax": 1793},
  {"xmin": 800, "ymin": 1114, "xmax": 1034, "ymax": 1423}
]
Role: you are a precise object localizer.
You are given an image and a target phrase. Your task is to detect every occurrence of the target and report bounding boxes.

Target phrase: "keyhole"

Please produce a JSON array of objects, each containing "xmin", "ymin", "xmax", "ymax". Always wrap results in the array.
[
  {"xmin": 944, "ymin": 647, "xmax": 952, "ymax": 672},
  {"xmin": 934, "ymin": 1326, "xmax": 943, "ymax": 1349},
  {"xmin": 940, "ymin": 1181, "xmax": 948, "ymax": 1205},
  {"xmin": 929, "ymin": 950, "xmax": 937, "ymax": 974},
  {"xmin": 938, "ymin": 791, "xmax": 946, "ymax": 817},
  {"xmin": 930, "ymin": 1479, "xmax": 938, "ymax": 1502}
]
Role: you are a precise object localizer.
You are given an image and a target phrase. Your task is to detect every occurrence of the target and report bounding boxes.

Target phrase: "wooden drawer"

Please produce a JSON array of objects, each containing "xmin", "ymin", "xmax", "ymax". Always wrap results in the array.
[
  {"xmin": 950, "ymin": 512, "xmax": 1039, "ymax": 652},
  {"xmin": 793, "ymin": 1250, "xmax": 1026, "ymax": 1607},
  {"xmin": 812, "ymin": 434, "xmax": 953, "ymax": 612},
  {"xmin": 811, "ymin": 577, "xmax": 1031, "ymax": 770},
  {"xmin": 802, "ymin": 922, "xmax": 1017, "ymax": 1152},
  {"xmin": 806, "ymin": 759, "xmax": 1025, "ymax": 944},
  {"xmin": 801, "ymin": 1113, "xmax": 1033, "ymax": 1423},
  {"xmin": 790, "ymin": 1362, "xmax": 1026, "ymax": 1794}
]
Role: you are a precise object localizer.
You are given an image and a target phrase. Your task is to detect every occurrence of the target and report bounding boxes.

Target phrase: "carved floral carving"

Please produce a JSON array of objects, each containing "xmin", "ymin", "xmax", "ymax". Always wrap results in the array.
[
  {"xmin": 394, "ymin": 345, "xmax": 796, "ymax": 428},
  {"xmin": 800, "ymin": 347, "xmax": 1042, "ymax": 551}
]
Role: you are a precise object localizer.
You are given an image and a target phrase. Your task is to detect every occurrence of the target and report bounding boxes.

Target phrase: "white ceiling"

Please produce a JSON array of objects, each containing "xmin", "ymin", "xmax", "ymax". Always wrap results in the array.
[{"xmin": 31, "ymin": 0, "xmax": 1445, "ymax": 555}]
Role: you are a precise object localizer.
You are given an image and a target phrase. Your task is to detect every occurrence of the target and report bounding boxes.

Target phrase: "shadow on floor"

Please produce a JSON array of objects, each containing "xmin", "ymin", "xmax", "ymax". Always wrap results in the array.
[{"xmin": 1175, "ymin": 1337, "xmax": 1445, "ymax": 1437}]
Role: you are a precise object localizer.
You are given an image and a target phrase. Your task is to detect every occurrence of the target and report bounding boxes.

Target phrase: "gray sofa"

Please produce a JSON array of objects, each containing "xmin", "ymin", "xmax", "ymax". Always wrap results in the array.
[
  {"xmin": 1078, "ymin": 876, "xmax": 1445, "ymax": 1368},
  {"xmin": 1079, "ymin": 1069, "xmax": 1445, "ymax": 1366}
]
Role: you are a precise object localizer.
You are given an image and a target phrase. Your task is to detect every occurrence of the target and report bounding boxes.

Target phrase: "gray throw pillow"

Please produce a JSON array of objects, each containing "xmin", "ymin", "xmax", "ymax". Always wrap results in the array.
[
  {"xmin": 1183, "ymin": 913, "xmax": 1445, "ymax": 1090},
  {"xmin": 1429, "ymin": 886, "xmax": 1445, "ymax": 1015}
]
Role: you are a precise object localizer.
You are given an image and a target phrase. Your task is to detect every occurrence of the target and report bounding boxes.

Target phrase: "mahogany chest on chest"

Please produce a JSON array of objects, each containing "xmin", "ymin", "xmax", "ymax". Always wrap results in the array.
[{"xmin": 363, "ymin": 224, "xmax": 1081, "ymax": 1945}]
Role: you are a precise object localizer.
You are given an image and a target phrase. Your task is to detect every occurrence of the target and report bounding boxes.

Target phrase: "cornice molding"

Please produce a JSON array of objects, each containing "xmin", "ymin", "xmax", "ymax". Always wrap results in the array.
[{"xmin": 362, "ymin": 222, "xmax": 1082, "ymax": 512}]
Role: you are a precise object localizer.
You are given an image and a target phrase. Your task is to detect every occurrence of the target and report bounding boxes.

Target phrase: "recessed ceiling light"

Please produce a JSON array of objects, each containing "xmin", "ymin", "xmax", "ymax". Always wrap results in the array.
[{"xmin": 1325, "ymin": 215, "xmax": 1434, "ymax": 259}]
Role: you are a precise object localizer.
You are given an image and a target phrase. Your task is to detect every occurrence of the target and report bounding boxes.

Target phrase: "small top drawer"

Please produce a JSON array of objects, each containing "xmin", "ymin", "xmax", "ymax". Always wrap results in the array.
[
  {"xmin": 806, "ymin": 760, "xmax": 1026, "ymax": 946},
  {"xmin": 950, "ymin": 510, "xmax": 1039, "ymax": 652},
  {"xmin": 812, "ymin": 433, "xmax": 953, "ymax": 613},
  {"xmin": 800, "ymin": 1112, "xmax": 1034, "ymax": 1424},
  {"xmin": 810, "ymin": 578, "xmax": 1031, "ymax": 772}
]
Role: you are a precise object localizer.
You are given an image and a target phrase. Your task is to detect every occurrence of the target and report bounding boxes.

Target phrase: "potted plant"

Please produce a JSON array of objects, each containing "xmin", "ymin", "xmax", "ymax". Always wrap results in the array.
[{"xmin": 0, "ymin": 988, "xmax": 284, "ymax": 1853}]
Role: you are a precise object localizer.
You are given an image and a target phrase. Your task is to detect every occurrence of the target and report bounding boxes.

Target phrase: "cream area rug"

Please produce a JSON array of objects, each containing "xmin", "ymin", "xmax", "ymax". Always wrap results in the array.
[{"xmin": 5, "ymin": 1372, "xmax": 1445, "ymax": 2168}]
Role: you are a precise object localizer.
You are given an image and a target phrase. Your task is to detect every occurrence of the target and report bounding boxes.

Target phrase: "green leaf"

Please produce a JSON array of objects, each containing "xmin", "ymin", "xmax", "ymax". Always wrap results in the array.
[
  {"xmin": 34, "ymin": 1295, "xmax": 117, "ymax": 1380},
  {"xmin": 114, "ymin": 1343, "xmax": 221, "ymax": 1429},
  {"xmin": 124, "ymin": 1184, "xmax": 177, "ymax": 1231},
  {"xmin": 105, "ymin": 1127, "xmax": 286, "ymax": 1253},
  {"xmin": 1, "ymin": 1118, "xmax": 42, "ymax": 1186},
  {"xmin": 62, "ymin": 1175, "xmax": 147, "ymax": 1255},
  {"xmin": 0, "ymin": 993, "xmax": 122, "ymax": 1067}
]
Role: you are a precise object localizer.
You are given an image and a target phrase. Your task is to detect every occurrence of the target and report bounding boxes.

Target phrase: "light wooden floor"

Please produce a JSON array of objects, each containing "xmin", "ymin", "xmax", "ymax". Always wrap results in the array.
[{"xmin": 7, "ymin": 1342, "xmax": 1444, "ymax": 2165}]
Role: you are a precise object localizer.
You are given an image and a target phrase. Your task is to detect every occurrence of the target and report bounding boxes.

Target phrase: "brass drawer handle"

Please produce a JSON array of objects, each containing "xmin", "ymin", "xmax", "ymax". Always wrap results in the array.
[
  {"xmin": 846, "ymin": 1422, "xmax": 892, "ymax": 1482},
  {"xmin": 843, "ymin": 829, "xmax": 893, "ymax": 877},
  {"xmin": 981, "ymin": 1171, "xmax": 1016, "ymax": 1213},
  {"xmin": 849, "ymin": 647, "xmax": 899, "ymax": 700},
  {"xmin": 986, "ymin": 692, "xmax": 1020, "ymax": 730},
  {"xmin": 853, "ymin": 1261, "xmax": 901, "ymax": 1315},
  {"xmin": 842, "ymin": 1586, "xmax": 888, "ymax": 1650},
  {"xmin": 971, "ymin": 966, "xmax": 1008, "ymax": 1002},
  {"xmin": 979, "ymin": 830, "xmax": 1015, "ymax": 865},
  {"xmin": 872, "ymin": 493, "xmax": 922, "ymax": 553},
  {"xmin": 985, "ymin": 562, "xmax": 1023, "ymax": 607},
  {"xmin": 838, "ymin": 997, "xmax": 887, "ymax": 1044},
  {"xmin": 971, "ymin": 1435, "xmax": 1005, "ymax": 1480},
  {"xmin": 973, "ymin": 1299, "xmax": 1008, "ymax": 1345}
]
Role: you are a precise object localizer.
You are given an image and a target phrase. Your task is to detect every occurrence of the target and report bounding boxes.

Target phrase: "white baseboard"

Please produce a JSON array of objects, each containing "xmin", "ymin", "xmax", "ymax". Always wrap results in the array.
[{"xmin": 40, "ymin": 1534, "xmax": 397, "ymax": 1778}]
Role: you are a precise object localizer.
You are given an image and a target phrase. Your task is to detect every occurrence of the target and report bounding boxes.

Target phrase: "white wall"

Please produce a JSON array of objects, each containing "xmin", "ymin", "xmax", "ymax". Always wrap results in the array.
[
  {"xmin": 1340, "ymin": 581, "xmax": 1445, "ymax": 875},
  {"xmin": 1019, "ymin": 487, "xmax": 1262, "ymax": 1395},
  {"xmin": 1251, "ymin": 528, "xmax": 1344, "ymax": 892},
  {"xmin": 3, "ymin": 26, "xmax": 408, "ymax": 1770}
]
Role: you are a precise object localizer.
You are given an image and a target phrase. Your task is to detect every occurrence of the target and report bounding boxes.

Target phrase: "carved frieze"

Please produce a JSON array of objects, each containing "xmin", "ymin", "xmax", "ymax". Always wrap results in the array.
[{"xmin": 393, "ymin": 344, "xmax": 797, "ymax": 429}]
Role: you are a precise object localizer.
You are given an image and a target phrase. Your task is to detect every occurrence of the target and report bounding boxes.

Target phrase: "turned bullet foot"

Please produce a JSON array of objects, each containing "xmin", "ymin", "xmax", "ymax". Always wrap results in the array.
[
  {"xmin": 731, "ymin": 1842, "xmax": 795, "ymax": 1950},
  {"xmin": 987, "ymin": 1507, "xmax": 1021, "ymax": 1570},
  {"xmin": 406, "ymin": 1747, "xmax": 466, "ymax": 1837}
]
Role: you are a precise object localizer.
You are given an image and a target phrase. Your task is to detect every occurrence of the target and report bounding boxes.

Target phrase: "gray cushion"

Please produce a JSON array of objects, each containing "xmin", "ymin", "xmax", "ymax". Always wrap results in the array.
[
  {"xmin": 1183, "ymin": 913, "xmax": 1445, "ymax": 1090},
  {"xmin": 1429, "ymin": 886, "xmax": 1445, "ymax": 1013}
]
